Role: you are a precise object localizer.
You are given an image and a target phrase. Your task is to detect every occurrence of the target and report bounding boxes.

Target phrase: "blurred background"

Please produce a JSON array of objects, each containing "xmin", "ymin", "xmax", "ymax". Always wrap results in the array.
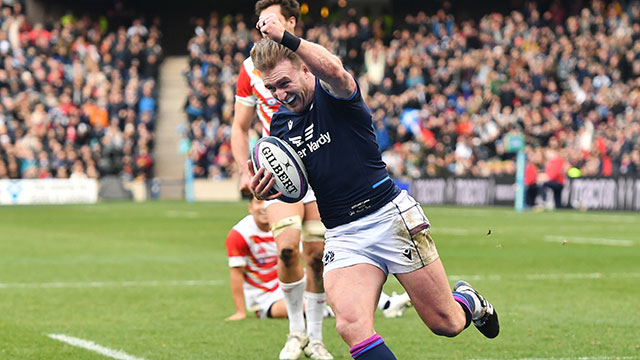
[{"xmin": 2, "ymin": 0, "xmax": 639, "ymax": 211}]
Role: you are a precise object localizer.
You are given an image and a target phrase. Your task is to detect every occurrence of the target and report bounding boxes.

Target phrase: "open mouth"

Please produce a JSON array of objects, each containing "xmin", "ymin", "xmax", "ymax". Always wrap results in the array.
[{"xmin": 283, "ymin": 94, "xmax": 296, "ymax": 105}]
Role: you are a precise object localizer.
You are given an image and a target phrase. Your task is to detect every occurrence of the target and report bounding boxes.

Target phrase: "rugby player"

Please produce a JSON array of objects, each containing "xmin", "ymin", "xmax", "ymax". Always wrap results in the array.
[{"xmin": 248, "ymin": 15, "xmax": 500, "ymax": 359}]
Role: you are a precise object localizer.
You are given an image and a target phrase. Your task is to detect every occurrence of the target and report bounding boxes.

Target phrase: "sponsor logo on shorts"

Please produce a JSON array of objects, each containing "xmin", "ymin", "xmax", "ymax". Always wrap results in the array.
[
  {"xmin": 322, "ymin": 250, "xmax": 335, "ymax": 266},
  {"xmin": 402, "ymin": 248, "xmax": 413, "ymax": 260}
]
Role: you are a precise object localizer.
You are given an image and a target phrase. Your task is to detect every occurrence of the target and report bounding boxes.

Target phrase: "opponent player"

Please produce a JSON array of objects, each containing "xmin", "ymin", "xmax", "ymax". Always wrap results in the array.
[
  {"xmin": 225, "ymin": 197, "xmax": 412, "ymax": 321},
  {"xmin": 248, "ymin": 18, "xmax": 500, "ymax": 359},
  {"xmin": 225, "ymin": 196, "xmax": 287, "ymax": 321},
  {"xmin": 230, "ymin": 1, "xmax": 331, "ymax": 358}
]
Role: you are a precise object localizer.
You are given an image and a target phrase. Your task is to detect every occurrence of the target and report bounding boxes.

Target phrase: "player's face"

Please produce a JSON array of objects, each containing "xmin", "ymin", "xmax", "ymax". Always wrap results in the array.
[
  {"xmin": 259, "ymin": 4, "xmax": 296, "ymax": 33},
  {"xmin": 262, "ymin": 59, "xmax": 314, "ymax": 112},
  {"xmin": 249, "ymin": 198, "xmax": 269, "ymax": 228}
]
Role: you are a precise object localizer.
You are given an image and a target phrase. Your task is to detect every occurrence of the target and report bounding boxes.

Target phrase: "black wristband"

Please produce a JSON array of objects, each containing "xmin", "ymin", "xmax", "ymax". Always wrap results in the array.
[{"xmin": 280, "ymin": 31, "xmax": 301, "ymax": 52}]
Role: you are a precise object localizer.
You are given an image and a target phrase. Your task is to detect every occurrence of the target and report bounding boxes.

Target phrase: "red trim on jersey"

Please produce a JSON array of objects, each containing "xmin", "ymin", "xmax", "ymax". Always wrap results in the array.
[
  {"xmin": 249, "ymin": 235, "xmax": 273, "ymax": 244},
  {"xmin": 226, "ymin": 229, "xmax": 249, "ymax": 257},
  {"xmin": 245, "ymin": 273, "xmax": 279, "ymax": 292},
  {"xmin": 248, "ymin": 251, "xmax": 278, "ymax": 269},
  {"xmin": 236, "ymin": 65, "xmax": 253, "ymax": 98},
  {"xmin": 258, "ymin": 107, "xmax": 271, "ymax": 136},
  {"xmin": 251, "ymin": 268, "xmax": 278, "ymax": 283}
]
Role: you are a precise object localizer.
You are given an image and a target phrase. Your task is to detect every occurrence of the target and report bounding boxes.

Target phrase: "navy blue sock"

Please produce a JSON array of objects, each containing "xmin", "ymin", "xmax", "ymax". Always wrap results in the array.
[
  {"xmin": 350, "ymin": 334, "xmax": 397, "ymax": 359},
  {"xmin": 452, "ymin": 291, "xmax": 474, "ymax": 328}
]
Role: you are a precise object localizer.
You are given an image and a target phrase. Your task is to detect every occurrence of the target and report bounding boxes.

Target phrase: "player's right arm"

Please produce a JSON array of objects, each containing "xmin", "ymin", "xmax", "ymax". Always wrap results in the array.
[
  {"xmin": 225, "ymin": 227, "xmax": 249, "ymax": 321},
  {"xmin": 231, "ymin": 63, "xmax": 258, "ymax": 194},
  {"xmin": 225, "ymin": 266, "xmax": 247, "ymax": 321},
  {"xmin": 257, "ymin": 14, "xmax": 356, "ymax": 99},
  {"xmin": 292, "ymin": 37, "xmax": 356, "ymax": 99}
]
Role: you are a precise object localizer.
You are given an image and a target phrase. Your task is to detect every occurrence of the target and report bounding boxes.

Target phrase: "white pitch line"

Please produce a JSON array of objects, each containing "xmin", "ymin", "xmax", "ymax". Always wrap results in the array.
[
  {"xmin": 48, "ymin": 334, "xmax": 146, "ymax": 360},
  {"xmin": 448, "ymin": 274, "xmax": 503, "ymax": 281},
  {"xmin": 526, "ymin": 273, "xmax": 604, "ymax": 280},
  {"xmin": 544, "ymin": 235, "xmax": 634, "ymax": 247},
  {"xmin": 0, "ymin": 279, "xmax": 223, "ymax": 289},
  {"xmin": 3, "ymin": 273, "xmax": 640, "ymax": 290}
]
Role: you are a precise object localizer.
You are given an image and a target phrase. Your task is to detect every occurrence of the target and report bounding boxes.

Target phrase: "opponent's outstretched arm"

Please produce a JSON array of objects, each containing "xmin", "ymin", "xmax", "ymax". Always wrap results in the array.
[
  {"xmin": 230, "ymin": 101, "xmax": 255, "ymax": 194},
  {"xmin": 225, "ymin": 266, "xmax": 247, "ymax": 321},
  {"xmin": 257, "ymin": 13, "xmax": 356, "ymax": 99}
]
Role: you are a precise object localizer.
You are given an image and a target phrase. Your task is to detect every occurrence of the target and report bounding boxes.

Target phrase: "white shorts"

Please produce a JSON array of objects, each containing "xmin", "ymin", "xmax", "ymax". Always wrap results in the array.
[
  {"xmin": 265, "ymin": 187, "xmax": 317, "ymax": 208},
  {"xmin": 322, "ymin": 190, "xmax": 439, "ymax": 276},
  {"xmin": 245, "ymin": 286, "xmax": 284, "ymax": 319}
]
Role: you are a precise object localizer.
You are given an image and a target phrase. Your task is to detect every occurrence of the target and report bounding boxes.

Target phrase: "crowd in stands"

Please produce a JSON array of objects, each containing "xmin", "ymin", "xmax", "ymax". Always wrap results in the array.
[
  {"xmin": 185, "ymin": 0, "xmax": 640, "ymax": 184},
  {"xmin": 0, "ymin": 2, "xmax": 162, "ymax": 180}
]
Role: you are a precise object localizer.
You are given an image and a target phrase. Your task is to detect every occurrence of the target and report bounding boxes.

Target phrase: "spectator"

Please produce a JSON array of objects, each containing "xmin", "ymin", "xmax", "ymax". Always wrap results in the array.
[
  {"xmin": 0, "ymin": 8, "xmax": 162, "ymax": 181},
  {"xmin": 541, "ymin": 148, "xmax": 566, "ymax": 209},
  {"xmin": 184, "ymin": 1, "xmax": 640, "ymax": 183},
  {"xmin": 524, "ymin": 147, "xmax": 542, "ymax": 207}
]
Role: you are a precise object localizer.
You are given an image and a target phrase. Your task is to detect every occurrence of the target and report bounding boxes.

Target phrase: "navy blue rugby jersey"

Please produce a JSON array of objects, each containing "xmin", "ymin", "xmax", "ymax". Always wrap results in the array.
[{"xmin": 270, "ymin": 78, "xmax": 400, "ymax": 229}]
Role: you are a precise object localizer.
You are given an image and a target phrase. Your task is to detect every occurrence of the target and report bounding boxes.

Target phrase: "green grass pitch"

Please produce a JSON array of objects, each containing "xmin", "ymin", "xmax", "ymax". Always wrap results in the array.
[{"xmin": 0, "ymin": 201, "xmax": 638, "ymax": 359}]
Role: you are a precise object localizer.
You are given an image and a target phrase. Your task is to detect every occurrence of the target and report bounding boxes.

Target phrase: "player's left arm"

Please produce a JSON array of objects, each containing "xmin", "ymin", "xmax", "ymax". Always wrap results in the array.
[
  {"xmin": 225, "ymin": 266, "xmax": 247, "ymax": 321},
  {"xmin": 257, "ymin": 14, "xmax": 356, "ymax": 99}
]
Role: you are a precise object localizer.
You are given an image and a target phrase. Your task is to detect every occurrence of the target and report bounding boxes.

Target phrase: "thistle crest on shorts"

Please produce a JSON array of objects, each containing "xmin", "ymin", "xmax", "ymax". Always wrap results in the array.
[{"xmin": 322, "ymin": 251, "xmax": 335, "ymax": 266}]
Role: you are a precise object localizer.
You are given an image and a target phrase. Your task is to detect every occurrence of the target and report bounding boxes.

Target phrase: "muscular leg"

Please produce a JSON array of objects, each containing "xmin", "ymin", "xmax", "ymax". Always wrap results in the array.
[
  {"xmin": 300, "ymin": 201, "xmax": 332, "ymax": 357},
  {"xmin": 301, "ymin": 201, "xmax": 324, "ymax": 293},
  {"xmin": 268, "ymin": 201, "xmax": 334, "ymax": 359},
  {"xmin": 324, "ymin": 264, "xmax": 385, "ymax": 346},
  {"xmin": 267, "ymin": 201, "xmax": 306, "ymax": 340},
  {"xmin": 268, "ymin": 201, "xmax": 305, "ymax": 283},
  {"xmin": 395, "ymin": 258, "xmax": 467, "ymax": 337},
  {"xmin": 325, "ymin": 264, "xmax": 396, "ymax": 359}
]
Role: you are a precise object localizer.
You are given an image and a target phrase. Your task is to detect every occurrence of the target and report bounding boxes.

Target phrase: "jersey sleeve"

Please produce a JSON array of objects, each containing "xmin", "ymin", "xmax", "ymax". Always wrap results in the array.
[
  {"xmin": 226, "ymin": 228, "xmax": 249, "ymax": 268},
  {"xmin": 235, "ymin": 64, "xmax": 257, "ymax": 107}
]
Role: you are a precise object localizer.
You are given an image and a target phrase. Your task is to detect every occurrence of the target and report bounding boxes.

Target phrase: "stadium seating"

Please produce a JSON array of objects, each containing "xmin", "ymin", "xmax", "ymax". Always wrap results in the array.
[
  {"xmin": 0, "ymin": 6, "xmax": 162, "ymax": 180},
  {"xmin": 184, "ymin": 1, "xmax": 640, "ymax": 182}
]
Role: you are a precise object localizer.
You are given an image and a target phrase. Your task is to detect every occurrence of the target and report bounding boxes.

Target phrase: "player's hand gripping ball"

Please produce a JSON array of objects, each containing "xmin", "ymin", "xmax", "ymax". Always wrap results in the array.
[{"xmin": 251, "ymin": 136, "xmax": 309, "ymax": 203}]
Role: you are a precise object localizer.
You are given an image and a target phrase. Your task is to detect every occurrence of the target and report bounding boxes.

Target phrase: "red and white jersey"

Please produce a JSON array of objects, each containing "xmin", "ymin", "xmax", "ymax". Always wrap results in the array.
[
  {"xmin": 226, "ymin": 215, "xmax": 279, "ymax": 295},
  {"xmin": 235, "ymin": 57, "xmax": 280, "ymax": 136}
]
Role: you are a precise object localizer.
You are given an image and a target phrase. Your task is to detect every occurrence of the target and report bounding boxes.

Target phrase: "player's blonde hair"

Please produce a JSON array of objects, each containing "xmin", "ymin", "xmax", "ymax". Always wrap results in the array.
[{"xmin": 250, "ymin": 38, "xmax": 302, "ymax": 73}]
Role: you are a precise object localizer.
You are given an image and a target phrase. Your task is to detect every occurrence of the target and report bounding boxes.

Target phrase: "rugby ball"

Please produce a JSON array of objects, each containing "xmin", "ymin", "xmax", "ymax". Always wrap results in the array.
[{"xmin": 251, "ymin": 136, "xmax": 309, "ymax": 203}]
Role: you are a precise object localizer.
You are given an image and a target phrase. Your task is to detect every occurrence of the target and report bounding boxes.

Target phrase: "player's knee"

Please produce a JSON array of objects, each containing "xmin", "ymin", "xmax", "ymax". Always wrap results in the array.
[
  {"xmin": 307, "ymin": 250, "xmax": 324, "ymax": 275},
  {"xmin": 428, "ymin": 315, "xmax": 465, "ymax": 337},
  {"xmin": 430, "ymin": 326, "xmax": 461, "ymax": 338},
  {"xmin": 334, "ymin": 315, "xmax": 363, "ymax": 340},
  {"xmin": 279, "ymin": 247, "xmax": 298, "ymax": 267}
]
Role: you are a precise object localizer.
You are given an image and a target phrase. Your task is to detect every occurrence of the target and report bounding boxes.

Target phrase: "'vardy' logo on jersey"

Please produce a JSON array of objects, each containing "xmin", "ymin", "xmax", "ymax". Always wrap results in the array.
[
  {"xmin": 306, "ymin": 132, "xmax": 331, "ymax": 152},
  {"xmin": 289, "ymin": 124, "xmax": 314, "ymax": 146},
  {"xmin": 289, "ymin": 124, "xmax": 331, "ymax": 159},
  {"xmin": 296, "ymin": 132, "xmax": 331, "ymax": 159}
]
